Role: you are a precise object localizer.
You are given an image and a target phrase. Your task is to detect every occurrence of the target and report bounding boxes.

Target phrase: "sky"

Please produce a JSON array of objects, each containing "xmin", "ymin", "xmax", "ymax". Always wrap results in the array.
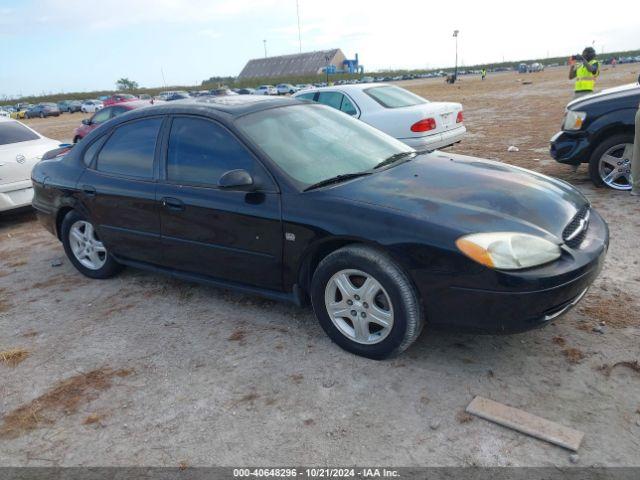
[{"xmin": 0, "ymin": 0, "xmax": 639, "ymax": 98}]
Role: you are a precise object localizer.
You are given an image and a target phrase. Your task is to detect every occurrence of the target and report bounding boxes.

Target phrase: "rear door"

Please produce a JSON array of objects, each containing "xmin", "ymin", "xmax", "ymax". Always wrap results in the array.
[
  {"xmin": 156, "ymin": 115, "xmax": 283, "ymax": 290},
  {"xmin": 77, "ymin": 117, "xmax": 164, "ymax": 264}
]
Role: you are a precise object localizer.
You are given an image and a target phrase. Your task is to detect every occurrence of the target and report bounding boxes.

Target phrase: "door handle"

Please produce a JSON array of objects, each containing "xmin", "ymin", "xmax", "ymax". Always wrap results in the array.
[
  {"xmin": 161, "ymin": 197, "xmax": 185, "ymax": 211},
  {"xmin": 82, "ymin": 185, "xmax": 96, "ymax": 197}
]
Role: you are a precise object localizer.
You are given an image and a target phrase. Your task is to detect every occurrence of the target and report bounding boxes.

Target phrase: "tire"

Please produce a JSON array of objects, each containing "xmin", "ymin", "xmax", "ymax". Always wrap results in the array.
[
  {"xmin": 39, "ymin": 112, "xmax": 44, "ymax": 119},
  {"xmin": 73, "ymin": 136, "xmax": 81, "ymax": 144},
  {"xmin": 310, "ymin": 244, "xmax": 423, "ymax": 359},
  {"xmin": 588, "ymin": 133, "xmax": 634, "ymax": 190},
  {"xmin": 61, "ymin": 210, "xmax": 123, "ymax": 279}
]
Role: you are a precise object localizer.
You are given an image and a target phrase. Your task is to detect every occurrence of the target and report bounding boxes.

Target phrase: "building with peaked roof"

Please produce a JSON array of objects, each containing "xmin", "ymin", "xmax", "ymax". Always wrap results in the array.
[{"xmin": 238, "ymin": 49, "xmax": 347, "ymax": 79}]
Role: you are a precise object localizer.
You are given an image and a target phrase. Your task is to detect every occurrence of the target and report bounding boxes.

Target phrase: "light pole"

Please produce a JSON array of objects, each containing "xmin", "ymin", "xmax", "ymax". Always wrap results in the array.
[
  {"xmin": 296, "ymin": 0, "xmax": 302, "ymax": 53},
  {"xmin": 263, "ymin": 39, "xmax": 267, "ymax": 58},
  {"xmin": 325, "ymin": 54, "xmax": 330, "ymax": 84},
  {"xmin": 453, "ymin": 30, "xmax": 459, "ymax": 83}
]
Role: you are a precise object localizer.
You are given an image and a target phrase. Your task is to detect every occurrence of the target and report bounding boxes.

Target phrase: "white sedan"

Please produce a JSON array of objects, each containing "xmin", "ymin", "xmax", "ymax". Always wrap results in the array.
[
  {"xmin": 253, "ymin": 85, "xmax": 277, "ymax": 96},
  {"xmin": 294, "ymin": 84, "xmax": 465, "ymax": 150},
  {"xmin": 0, "ymin": 118, "xmax": 61, "ymax": 211},
  {"xmin": 81, "ymin": 100, "xmax": 104, "ymax": 113}
]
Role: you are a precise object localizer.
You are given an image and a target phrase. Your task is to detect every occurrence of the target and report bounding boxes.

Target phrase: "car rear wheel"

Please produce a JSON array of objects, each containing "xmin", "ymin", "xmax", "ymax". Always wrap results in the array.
[
  {"xmin": 589, "ymin": 133, "xmax": 634, "ymax": 190},
  {"xmin": 39, "ymin": 112, "xmax": 44, "ymax": 118},
  {"xmin": 61, "ymin": 210, "xmax": 123, "ymax": 279},
  {"xmin": 310, "ymin": 245, "xmax": 423, "ymax": 359}
]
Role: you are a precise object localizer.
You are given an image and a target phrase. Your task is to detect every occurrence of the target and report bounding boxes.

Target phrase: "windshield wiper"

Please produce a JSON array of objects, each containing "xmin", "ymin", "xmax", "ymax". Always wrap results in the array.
[
  {"xmin": 373, "ymin": 151, "xmax": 417, "ymax": 169},
  {"xmin": 303, "ymin": 172, "xmax": 371, "ymax": 192}
]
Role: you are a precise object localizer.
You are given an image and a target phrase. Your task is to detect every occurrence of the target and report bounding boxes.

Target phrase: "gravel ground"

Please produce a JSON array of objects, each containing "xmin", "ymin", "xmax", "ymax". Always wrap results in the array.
[{"xmin": 1, "ymin": 65, "xmax": 639, "ymax": 467}]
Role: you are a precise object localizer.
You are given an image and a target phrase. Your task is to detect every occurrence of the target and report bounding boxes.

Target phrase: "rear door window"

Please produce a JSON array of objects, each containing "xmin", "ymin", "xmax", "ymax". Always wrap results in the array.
[
  {"xmin": 296, "ymin": 92, "xmax": 316, "ymax": 101},
  {"xmin": 91, "ymin": 108, "xmax": 112, "ymax": 124},
  {"xmin": 317, "ymin": 91, "xmax": 344, "ymax": 110},
  {"xmin": 0, "ymin": 122, "xmax": 40, "ymax": 145},
  {"xmin": 96, "ymin": 118, "xmax": 162, "ymax": 178},
  {"xmin": 364, "ymin": 86, "xmax": 427, "ymax": 108},
  {"xmin": 340, "ymin": 96, "xmax": 358, "ymax": 116}
]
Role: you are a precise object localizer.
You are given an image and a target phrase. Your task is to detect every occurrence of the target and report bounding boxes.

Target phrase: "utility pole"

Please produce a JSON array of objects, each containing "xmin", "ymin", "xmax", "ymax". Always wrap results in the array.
[
  {"xmin": 296, "ymin": 0, "xmax": 302, "ymax": 53},
  {"xmin": 325, "ymin": 55, "xmax": 330, "ymax": 84},
  {"xmin": 263, "ymin": 39, "xmax": 267, "ymax": 58},
  {"xmin": 453, "ymin": 30, "xmax": 459, "ymax": 82}
]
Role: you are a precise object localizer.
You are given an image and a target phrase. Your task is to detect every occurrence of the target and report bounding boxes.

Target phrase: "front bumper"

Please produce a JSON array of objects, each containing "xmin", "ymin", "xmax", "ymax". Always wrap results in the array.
[
  {"xmin": 400, "ymin": 125, "xmax": 466, "ymax": 150},
  {"xmin": 423, "ymin": 208, "xmax": 609, "ymax": 333},
  {"xmin": 0, "ymin": 180, "xmax": 34, "ymax": 212},
  {"xmin": 550, "ymin": 130, "xmax": 591, "ymax": 165}
]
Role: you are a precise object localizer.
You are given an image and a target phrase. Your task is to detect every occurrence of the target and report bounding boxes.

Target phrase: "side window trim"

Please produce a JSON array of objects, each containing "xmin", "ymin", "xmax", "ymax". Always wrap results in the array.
[
  {"xmin": 340, "ymin": 92, "xmax": 360, "ymax": 117},
  {"xmin": 160, "ymin": 114, "xmax": 278, "ymax": 192}
]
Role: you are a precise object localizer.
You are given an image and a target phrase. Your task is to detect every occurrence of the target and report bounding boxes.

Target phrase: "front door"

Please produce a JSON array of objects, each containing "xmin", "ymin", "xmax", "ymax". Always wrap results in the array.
[
  {"xmin": 156, "ymin": 116, "xmax": 283, "ymax": 290},
  {"xmin": 77, "ymin": 117, "xmax": 163, "ymax": 264}
]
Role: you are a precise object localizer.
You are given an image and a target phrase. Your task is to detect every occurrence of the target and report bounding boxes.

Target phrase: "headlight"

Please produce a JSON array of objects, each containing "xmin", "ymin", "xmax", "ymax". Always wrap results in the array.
[
  {"xmin": 456, "ymin": 232, "xmax": 561, "ymax": 270},
  {"xmin": 563, "ymin": 110, "xmax": 587, "ymax": 131}
]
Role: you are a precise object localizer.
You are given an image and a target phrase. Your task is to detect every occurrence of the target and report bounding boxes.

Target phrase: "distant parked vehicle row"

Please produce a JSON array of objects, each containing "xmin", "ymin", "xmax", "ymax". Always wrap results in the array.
[{"xmin": 73, "ymin": 100, "xmax": 157, "ymax": 143}]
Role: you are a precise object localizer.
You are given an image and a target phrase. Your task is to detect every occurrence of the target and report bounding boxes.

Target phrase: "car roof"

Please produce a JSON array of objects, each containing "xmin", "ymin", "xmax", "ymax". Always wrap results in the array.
[
  {"xmin": 298, "ymin": 83, "xmax": 384, "ymax": 93},
  {"xmin": 173, "ymin": 95, "xmax": 305, "ymax": 116}
]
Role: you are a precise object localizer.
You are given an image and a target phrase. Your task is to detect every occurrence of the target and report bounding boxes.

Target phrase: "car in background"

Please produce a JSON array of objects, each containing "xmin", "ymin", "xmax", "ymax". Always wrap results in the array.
[
  {"xmin": 550, "ymin": 81, "xmax": 640, "ymax": 190},
  {"xmin": 139, "ymin": 94, "xmax": 152, "ymax": 100},
  {"xmin": 276, "ymin": 84, "xmax": 298, "ymax": 95},
  {"xmin": 25, "ymin": 103, "xmax": 60, "ymax": 119},
  {"xmin": 294, "ymin": 84, "xmax": 465, "ymax": 150},
  {"xmin": 236, "ymin": 88, "xmax": 255, "ymax": 95},
  {"xmin": 253, "ymin": 85, "xmax": 277, "ymax": 96},
  {"xmin": 81, "ymin": 100, "xmax": 104, "ymax": 113},
  {"xmin": 73, "ymin": 100, "xmax": 153, "ymax": 143},
  {"xmin": 59, "ymin": 100, "xmax": 82, "ymax": 113},
  {"xmin": 103, "ymin": 93, "xmax": 138, "ymax": 106},
  {"xmin": 295, "ymin": 84, "xmax": 312, "ymax": 91},
  {"xmin": 10, "ymin": 105, "xmax": 30, "ymax": 119},
  {"xmin": 31, "ymin": 96, "xmax": 608, "ymax": 359},
  {"xmin": 164, "ymin": 91, "xmax": 191, "ymax": 101},
  {"xmin": 0, "ymin": 117, "xmax": 61, "ymax": 211},
  {"xmin": 209, "ymin": 88, "xmax": 238, "ymax": 97},
  {"xmin": 0, "ymin": 108, "xmax": 10, "ymax": 118}
]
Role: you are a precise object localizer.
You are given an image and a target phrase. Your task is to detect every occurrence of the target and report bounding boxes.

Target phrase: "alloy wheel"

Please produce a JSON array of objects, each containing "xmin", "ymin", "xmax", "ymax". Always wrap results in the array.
[
  {"xmin": 324, "ymin": 269, "xmax": 394, "ymax": 345},
  {"xmin": 598, "ymin": 143, "xmax": 633, "ymax": 190},
  {"xmin": 69, "ymin": 220, "xmax": 107, "ymax": 270}
]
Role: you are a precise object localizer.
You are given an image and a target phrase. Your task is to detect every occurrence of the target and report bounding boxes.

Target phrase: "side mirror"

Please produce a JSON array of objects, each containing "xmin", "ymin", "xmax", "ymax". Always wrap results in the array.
[
  {"xmin": 218, "ymin": 169, "xmax": 254, "ymax": 189},
  {"xmin": 81, "ymin": 119, "xmax": 90, "ymax": 125}
]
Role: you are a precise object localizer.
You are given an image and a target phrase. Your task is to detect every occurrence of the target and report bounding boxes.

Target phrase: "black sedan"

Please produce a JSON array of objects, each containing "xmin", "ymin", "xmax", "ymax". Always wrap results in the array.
[
  {"xmin": 32, "ymin": 96, "xmax": 608, "ymax": 359},
  {"xmin": 550, "ymin": 81, "xmax": 640, "ymax": 190}
]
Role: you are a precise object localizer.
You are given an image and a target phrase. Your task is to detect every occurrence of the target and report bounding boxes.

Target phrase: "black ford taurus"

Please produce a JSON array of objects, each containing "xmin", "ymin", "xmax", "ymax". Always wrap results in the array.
[{"xmin": 32, "ymin": 96, "xmax": 609, "ymax": 359}]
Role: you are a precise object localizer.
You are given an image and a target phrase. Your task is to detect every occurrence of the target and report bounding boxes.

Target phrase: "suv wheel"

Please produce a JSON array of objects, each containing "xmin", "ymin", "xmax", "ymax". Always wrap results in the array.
[
  {"xmin": 310, "ymin": 245, "xmax": 423, "ymax": 359},
  {"xmin": 61, "ymin": 210, "xmax": 123, "ymax": 279},
  {"xmin": 588, "ymin": 133, "xmax": 634, "ymax": 190}
]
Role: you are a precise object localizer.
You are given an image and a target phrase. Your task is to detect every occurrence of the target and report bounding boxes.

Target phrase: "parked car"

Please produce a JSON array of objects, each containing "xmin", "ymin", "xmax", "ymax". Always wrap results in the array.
[
  {"xmin": 59, "ymin": 100, "xmax": 82, "ymax": 113},
  {"xmin": 10, "ymin": 106, "xmax": 30, "ymax": 119},
  {"xmin": 253, "ymin": 85, "xmax": 277, "ymax": 95},
  {"xmin": 276, "ymin": 84, "xmax": 297, "ymax": 95},
  {"xmin": 103, "ymin": 94, "xmax": 138, "ymax": 106},
  {"xmin": 32, "ymin": 96, "xmax": 608, "ymax": 359},
  {"xmin": 81, "ymin": 100, "xmax": 104, "ymax": 113},
  {"xmin": 209, "ymin": 88, "xmax": 238, "ymax": 97},
  {"xmin": 0, "ymin": 108, "xmax": 9, "ymax": 118},
  {"xmin": 294, "ymin": 84, "xmax": 465, "ymax": 150},
  {"xmin": 0, "ymin": 117, "xmax": 61, "ymax": 211},
  {"xmin": 139, "ymin": 94, "xmax": 152, "ymax": 100},
  {"xmin": 25, "ymin": 103, "xmax": 60, "ymax": 118},
  {"xmin": 236, "ymin": 88, "xmax": 255, "ymax": 95},
  {"xmin": 550, "ymin": 82, "xmax": 640, "ymax": 190},
  {"xmin": 72, "ymin": 101, "xmax": 152, "ymax": 143},
  {"xmin": 164, "ymin": 91, "xmax": 191, "ymax": 101}
]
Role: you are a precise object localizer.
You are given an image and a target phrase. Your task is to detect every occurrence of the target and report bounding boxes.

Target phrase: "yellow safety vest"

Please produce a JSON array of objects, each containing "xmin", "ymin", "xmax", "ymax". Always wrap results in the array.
[{"xmin": 575, "ymin": 59, "xmax": 599, "ymax": 92}]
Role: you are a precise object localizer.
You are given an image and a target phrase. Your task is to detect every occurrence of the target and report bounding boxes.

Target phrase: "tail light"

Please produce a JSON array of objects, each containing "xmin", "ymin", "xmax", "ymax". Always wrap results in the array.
[
  {"xmin": 456, "ymin": 111, "xmax": 464, "ymax": 123},
  {"xmin": 410, "ymin": 118, "xmax": 436, "ymax": 132}
]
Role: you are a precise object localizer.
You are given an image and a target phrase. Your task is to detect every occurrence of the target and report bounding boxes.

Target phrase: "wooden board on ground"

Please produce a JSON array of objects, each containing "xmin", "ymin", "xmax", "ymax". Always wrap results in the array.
[{"xmin": 466, "ymin": 396, "xmax": 584, "ymax": 451}]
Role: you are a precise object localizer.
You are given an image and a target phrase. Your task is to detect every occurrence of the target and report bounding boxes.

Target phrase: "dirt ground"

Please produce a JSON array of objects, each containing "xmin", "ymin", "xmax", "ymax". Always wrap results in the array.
[{"xmin": 1, "ymin": 65, "xmax": 640, "ymax": 467}]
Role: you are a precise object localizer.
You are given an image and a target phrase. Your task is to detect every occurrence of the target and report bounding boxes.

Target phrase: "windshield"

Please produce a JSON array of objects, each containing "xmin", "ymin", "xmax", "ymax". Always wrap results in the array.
[
  {"xmin": 364, "ymin": 85, "xmax": 428, "ymax": 108},
  {"xmin": 236, "ymin": 104, "xmax": 413, "ymax": 188}
]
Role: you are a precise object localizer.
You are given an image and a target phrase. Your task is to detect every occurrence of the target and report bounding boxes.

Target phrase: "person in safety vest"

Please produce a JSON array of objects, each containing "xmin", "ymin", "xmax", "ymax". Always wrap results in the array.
[{"xmin": 569, "ymin": 47, "xmax": 600, "ymax": 98}]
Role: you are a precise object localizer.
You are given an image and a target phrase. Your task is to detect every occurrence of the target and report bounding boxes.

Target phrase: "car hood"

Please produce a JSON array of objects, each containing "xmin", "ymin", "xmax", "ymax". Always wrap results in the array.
[
  {"xmin": 567, "ymin": 82, "xmax": 640, "ymax": 110},
  {"xmin": 325, "ymin": 152, "xmax": 588, "ymax": 240}
]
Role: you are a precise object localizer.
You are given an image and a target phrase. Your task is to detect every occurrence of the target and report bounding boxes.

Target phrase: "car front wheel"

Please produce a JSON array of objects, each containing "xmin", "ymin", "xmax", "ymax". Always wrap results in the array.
[
  {"xmin": 589, "ymin": 133, "xmax": 634, "ymax": 190},
  {"xmin": 310, "ymin": 245, "xmax": 423, "ymax": 359},
  {"xmin": 61, "ymin": 210, "xmax": 123, "ymax": 279}
]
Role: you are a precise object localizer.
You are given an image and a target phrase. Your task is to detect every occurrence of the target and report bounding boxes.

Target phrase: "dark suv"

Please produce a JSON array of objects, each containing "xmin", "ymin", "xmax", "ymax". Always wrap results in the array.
[{"xmin": 550, "ymin": 81, "xmax": 640, "ymax": 190}]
